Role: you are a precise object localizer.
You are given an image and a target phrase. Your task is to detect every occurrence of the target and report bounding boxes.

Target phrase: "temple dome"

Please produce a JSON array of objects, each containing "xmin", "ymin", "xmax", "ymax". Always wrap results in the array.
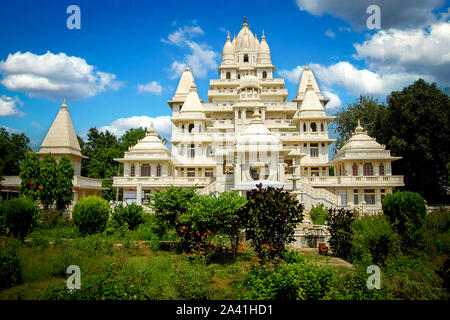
[{"xmin": 257, "ymin": 31, "xmax": 271, "ymax": 64}]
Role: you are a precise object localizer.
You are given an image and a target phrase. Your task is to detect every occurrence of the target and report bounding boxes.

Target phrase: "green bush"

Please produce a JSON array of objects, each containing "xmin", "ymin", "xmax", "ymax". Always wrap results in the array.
[
  {"xmin": 111, "ymin": 203, "xmax": 145, "ymax": 230},
  {"xmin": 351, "ymin": 214, "xmax": 400, "ymax": 266},
  {"xmin": 324, "ymin": 270, "xmax": 393, "ymax": 300},
  {"xmin": 2, "ymin": 197, "xmax": 39, "ymax": 239},
  {"xmin": 309, "ymin": 203, "xmax": 330, "ymax": 225},
  {"xmin": 72, "ymin": 196, "xmax": 110, "ymax": 235},
  {"xmin": 326, "ymin": 208, "xmax": 354, "ymax": 261},
  {"xmin": 241, "ymin": 184, "xmax": 304, "ymax": 264},
  {"xmin": 382, "ymin": 191, "xmax": 427, "ymax": 250},
  {"xmin": 242, "ymin": 259, "xmax": 335, "ymax": 300},
  {"xmin": 0, "ymin": 246, "xmax": 22, "ymax": 289}
]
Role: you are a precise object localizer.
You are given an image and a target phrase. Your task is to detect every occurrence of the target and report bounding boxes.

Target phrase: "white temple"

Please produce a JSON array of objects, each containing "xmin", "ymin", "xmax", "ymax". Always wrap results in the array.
[{"xmin": 113, "ymin": 18, "xmax": 404, "ymax": 212}]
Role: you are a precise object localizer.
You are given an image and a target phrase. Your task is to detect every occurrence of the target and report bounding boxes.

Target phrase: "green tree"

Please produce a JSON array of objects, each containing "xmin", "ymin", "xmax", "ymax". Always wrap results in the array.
[
  {"xmin": 332, "ymin": 96, "xmax": 387, "ymax": 152},
  {"xmin": 212, "ymin": 192, "xmax": 247, "ymax": 260},
  {"xmin": 241, "ymin": 184, "xmax": 304, "ymax": 264},
  {"xmin": 39, "ymin": 154, "xmax": 58, "ymax": 209},
  {"xmin": 383, "ymin": 79, "xmax": 450, "ymax": 202},
  {"xmin": 19, "ymin": 152, "xmax": 41, "ymax": 201},
  {"xmin": 119, "ymin": 127, "xmax": 146, "ymax": 152},
  {"xmin": 0, "ymin": 128, "xmax": 31, "ymax": 180},
  {"xmin": 326, "ymin": 208, "xmax": 354, "ymax": 261},
  {"xmin": 55, "ymin": 155, "xmax": 74, "ymax": 211}
]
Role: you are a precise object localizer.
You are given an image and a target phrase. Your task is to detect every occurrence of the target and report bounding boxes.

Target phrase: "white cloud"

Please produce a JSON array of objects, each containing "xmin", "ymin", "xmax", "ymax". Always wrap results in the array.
[
  {"xmin": 0, "ymin": 95, "xmax": 25, "ymax": 117},
  {"xmin": 163, "ymin": 24, "xmax": 218, "ymax": 79},
  {"xmin": 168, "ymin": 61, "xmax": 187, "ymax": 80},
  {"xmin": 278, "ymin": 66, "xmax": 304, "ymax": 83},
  {"xmin": 137, "ymin": 81, "xmax": 163, "ymax": 94},
  {"xmin": 100, "ymin": 115, "xmax": 172, "ymax": 137},
  {"xmin": 325, "ymin": 29, "xmax": 336, "ymax": 38},
  {"xmin": 0, "ymin": 51, "xmax": 123, "ymax": 100},
  {"xmin": 296, "ymin": 0, "xmax": 444, "ymax": 29},
  {"xmin": 310, "ymin": 61, "xmax": 426, "ymax": 96},
  {"xmin": 161, "ymin": 25, "xmax": 204, "ymax": 46},
  {"xmin": 322, "ymin": 89, "xmax": 342, "ymax": 111},
  {"xmin": 353, "ymin": 20, "xmax": 450, "ymax": 85}
]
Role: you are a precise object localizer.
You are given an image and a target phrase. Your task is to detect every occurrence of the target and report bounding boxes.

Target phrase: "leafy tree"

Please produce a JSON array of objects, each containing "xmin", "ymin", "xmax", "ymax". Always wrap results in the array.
[
  {"xmin": 119, "ymin": 127, "xmax": 146, "ymax": 153},
  {"xmin": 383, "ymin": 79, "xmax": 450, "ymax": 203},
  {"xmin": 241, "ymin": 184, "xmax": 304, "ymax": 263},
  {"xmin": 382, "ymin": 191, "xmax": 427, "ymax": 250},
  {"xmin": 111, "ymin": 203, "xmax": 145, "ymax": 230},
  {"xmin": 39, "ymin": 154, "xmax": 58, "ymax": 209},
  {"xmin": 326, "ymin": 208, "xmax": 354, "ymax": 261},
  {"xmin": 19, "ymin": 152, "xmax": 41, "ymax": 201},
  {"xmin": 0, "ymin": 128, "xmax": 31, "ymax": 180},
  {"xmin": 55, "ymin": 155, "xmax": 74, "ymax": 211},
  {"xmin": 309, "ymin": 203, "xmax": 330, "ymax": 225},
  {"xmin": 332, "ymin": 96, "xmax": 387, "ymax": 152},
  {"xmin": 213, "ymin": 192, "xmax": 247, "ymax": 260}
]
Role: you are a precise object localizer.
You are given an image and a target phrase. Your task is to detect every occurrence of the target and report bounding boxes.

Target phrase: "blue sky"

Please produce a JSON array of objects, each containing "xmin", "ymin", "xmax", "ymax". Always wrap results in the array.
[{"xmin": 0, "ymin": 0, "xmax": 449, "ymax": 150}]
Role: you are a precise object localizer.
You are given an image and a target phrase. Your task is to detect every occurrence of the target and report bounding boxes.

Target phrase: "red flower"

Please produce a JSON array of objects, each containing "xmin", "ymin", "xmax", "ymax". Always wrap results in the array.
[
  {"xmin": 29, "ymin": 181, "xmax": 34, "ymax": 186},
  {"xmin": 38, "ymin": 186, "xmax": 42, "ymax": 190}
]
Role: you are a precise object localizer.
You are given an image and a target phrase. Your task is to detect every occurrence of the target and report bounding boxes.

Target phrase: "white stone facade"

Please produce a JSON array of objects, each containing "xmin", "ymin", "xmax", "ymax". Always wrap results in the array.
[{"xmin": 113, "ymin": 19, "xmax": 404, "ymax": 212}]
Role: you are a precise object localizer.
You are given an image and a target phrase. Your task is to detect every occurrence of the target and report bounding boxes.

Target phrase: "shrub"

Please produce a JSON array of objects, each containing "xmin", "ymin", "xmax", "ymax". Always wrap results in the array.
[
  {"xmin": 40, "ymin": 257, "xmax": 155, "ymax": 300},
  {"xmin": 173, "ymin": 261, "xmax": 214, "ymax": 300},
  {"xmin": 309, "ymin": 203, "xmax": 330, "ymax": 225},
  {"xmin": 2, "ymin": 197, "xmax": 39, "ymax": 239},
  {"xmin": 351, "ymin": 214, "xmax": 400, "ymax": 266},
  {"xmin": 242, "ymin": 259, "xmax": 335, "ymax": 300},
  {"xmin": 326, "ymin": 208, "xmax": 354, "ymax": 261},
  {"xmin": 382, "ymin": 191, "xmax": 427, "ymax": 250},
  {"xmin": 324, "ymin": 269, "xmax": 393, "ymax": 300},
  {"xmin": 241, "ymin": 184, "xmax": 304, "ymax": 264},
  {"xmin": 111, "ymin": 203, "xmax": 145, "ymax": 230},
  {"xmin": 72, "ymin": 196, "xmax": 110, "ymax": 235},
  {"xmin": 0, "ymin": 246, "xmax": 22, "ymax": 289}
]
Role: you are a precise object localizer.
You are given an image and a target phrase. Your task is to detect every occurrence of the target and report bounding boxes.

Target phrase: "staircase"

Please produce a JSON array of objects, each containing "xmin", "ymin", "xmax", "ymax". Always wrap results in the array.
[{"xmin": 293, "ymin": 178, "xmax": 338, "ymax": 210}]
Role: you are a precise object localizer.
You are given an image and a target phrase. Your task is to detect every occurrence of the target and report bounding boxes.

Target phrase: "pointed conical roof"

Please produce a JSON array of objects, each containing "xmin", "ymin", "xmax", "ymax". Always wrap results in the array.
[
  {"xmin": 293, "ymin": 81, "xmax": 327, "ymax": 119},
  {"xmin": 178, "ymin": 84, "xmax": 206, "ymax": 120},
  {"xmin": 38, "ymin": 100, "xmax": 83, "ymax": 158},
  {"xmin": 172, "ymin": 65, "xmax": 195, "ymax": 102},
  {"xmin": 295, "ymin": 65, "xmax": 324, "ymax": 101}
]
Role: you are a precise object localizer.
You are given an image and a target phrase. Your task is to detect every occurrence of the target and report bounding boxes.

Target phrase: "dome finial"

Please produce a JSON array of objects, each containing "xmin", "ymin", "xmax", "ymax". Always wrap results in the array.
[
  {"xmin": 262, "ymin": 29, "xmax": 265, "ymax": 39},
  {"xmin": 61, "ymin": 99, "xmax": 68, "ymax": 109},
  {"xmin": 227, "ymin": 30, "xmax": 230, "ymax": 40},
  {"xmin": 355, "ymin": 119, "xmax": 364, "ymax": 133},
  {"xmin": 243, "ymin": 16, "xmax": 248, "ymax": 26},
  {"xmin": 185, "ymin": 64, "xmax": 190, "ymax": 71},
  {"xmin": 147, "ymin": 121, "xmax": 156, "ymax": 135}
]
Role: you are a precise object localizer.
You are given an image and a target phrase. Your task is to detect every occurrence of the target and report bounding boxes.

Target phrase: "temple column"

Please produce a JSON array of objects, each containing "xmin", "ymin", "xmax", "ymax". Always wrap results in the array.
[{"xmin": 136, "ymin": 183, "xmax": 142, "ymax": 205}]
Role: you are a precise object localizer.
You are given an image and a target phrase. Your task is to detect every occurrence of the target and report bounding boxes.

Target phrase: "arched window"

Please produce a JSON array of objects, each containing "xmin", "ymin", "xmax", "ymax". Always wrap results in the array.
[
  {"xmin": 352, "ymin": 163, "xmax": 358, "ymax": 176},
  {"xmin": 321, "ymin": 123, "xmax": 324, "ymax": 132},
  {"xmin": 181, "ymin": 124, "xmax": 185, "ymax": 133},
  {"xmin": 180, "ymin": 144, "xmax": 184, "ymax": 155},
  {"xmin": 262, "ymin": 71, "xmax": 267, "ymax": 79},
  {"xmin": 141, "ymin": 164, "xmax": 151, "ymax": 177},
  {"xmin": 244, "ymin": 54, "xmax": 249, "ymax": 62},
  {"xmin": 311, "ymin": 122, "xmax": 317, "ymax": 132},
  {"xmin": 156, "ymin": 163, "xmax": 161, "ymax": 177},
  {"xmin": 379, "ymin": 163, "xmax": 385, "ymax": 176},
  {"xmin": 130, "ymin": 164, "xmax": 135, "ymax": 177},
  {"xmin": 363, "ymin": 163, "xmax": 373, "ymax": 176},
  {"xmin": 237, "ymin": 74, "xmax": 241, "ymax": 79},
  {"xmin": 198, "ymin": 124, "xmax": 202, "ymax": 132},
  {"xmin": 226, "ymin": 72, "xmax": 231, "ymax": 79},
  {"xmin": 188, "ymin": 123, "xmax": 194, "ymax": 133},
  {"xmin": 303, "ymin": 123, "xmax": 307, "ymax": 132}
]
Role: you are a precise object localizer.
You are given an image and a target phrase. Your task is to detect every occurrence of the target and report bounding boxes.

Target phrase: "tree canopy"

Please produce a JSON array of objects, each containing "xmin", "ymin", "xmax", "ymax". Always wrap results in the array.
[{"xmin": 0, "ymin": 128, "xmax": 31, "ymax": 180}]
